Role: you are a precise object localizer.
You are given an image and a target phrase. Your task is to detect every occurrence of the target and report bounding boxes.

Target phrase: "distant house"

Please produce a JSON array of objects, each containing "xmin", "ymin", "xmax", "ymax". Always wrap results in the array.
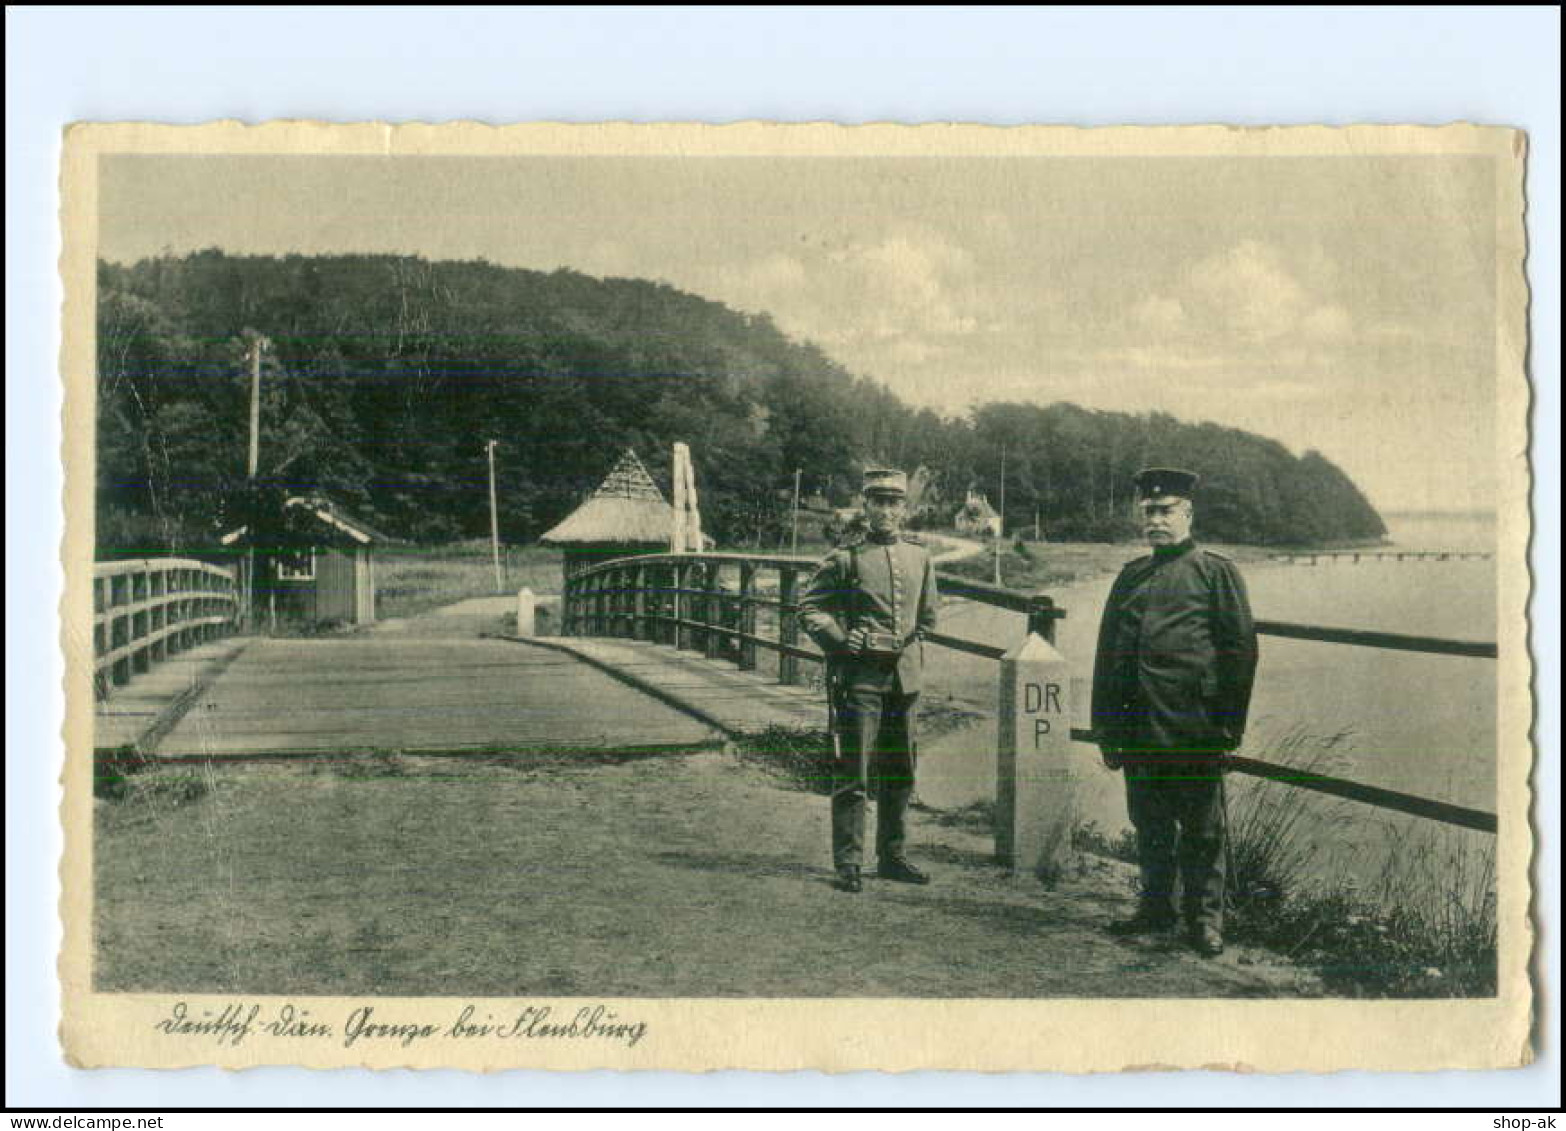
[
  {"xmin": 955, "ymin": 489, "xmax": 1003, "ymax": 538},
  {"xmin": 221, "ymin": 495, "xmax": 390, "ymax": 627},
  {"xmin": 539, "ymin": 449, "xmax": 678, "ymax": 578}
]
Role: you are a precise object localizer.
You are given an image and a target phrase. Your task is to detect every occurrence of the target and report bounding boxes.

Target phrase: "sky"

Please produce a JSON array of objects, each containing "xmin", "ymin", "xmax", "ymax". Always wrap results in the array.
[{"xmin": 99, "ymin": 153, "xmax": 1504, "ymax": 513}]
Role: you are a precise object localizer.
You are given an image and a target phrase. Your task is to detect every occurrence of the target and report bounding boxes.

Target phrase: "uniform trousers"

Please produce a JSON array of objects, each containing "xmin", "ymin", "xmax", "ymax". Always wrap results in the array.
[
  {"xmin": 831, "ymin": 685, "xmax": 918, "ymax": 869},
  {"xmin": 1123, "ymin": 758, "xmax": 1227, "ymax": 930}
]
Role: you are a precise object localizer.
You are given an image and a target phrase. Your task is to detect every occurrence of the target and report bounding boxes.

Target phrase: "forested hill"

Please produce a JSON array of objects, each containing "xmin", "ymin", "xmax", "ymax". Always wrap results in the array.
[{"xmin": 96, "ymin": 251, "xmax": 1385, "ymax": 553}]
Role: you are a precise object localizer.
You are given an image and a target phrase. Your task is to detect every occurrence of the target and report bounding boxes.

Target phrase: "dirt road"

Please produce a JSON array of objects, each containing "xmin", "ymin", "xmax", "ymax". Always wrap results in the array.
[{"xmin": 96, "ymin": 748, "xmax": 1317, "ymax": 999}]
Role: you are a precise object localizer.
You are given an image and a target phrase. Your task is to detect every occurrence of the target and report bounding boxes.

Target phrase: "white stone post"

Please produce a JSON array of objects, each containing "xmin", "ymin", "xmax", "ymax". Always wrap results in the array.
[
  {"xmin": 515, "ymin": 587, "xmax": 536, "ymax": 637},
  {"xmin": 996, "ymin": 631, "xmax": 1077, "ymax": 883}
]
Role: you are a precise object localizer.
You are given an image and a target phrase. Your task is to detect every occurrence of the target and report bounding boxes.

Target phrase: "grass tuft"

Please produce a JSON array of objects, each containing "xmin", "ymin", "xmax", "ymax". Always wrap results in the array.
[
  {"xmin": 1223, "ymin": 727, "xmax": 1498, "ymax": 997},
  {"xmin": 734, "ymin": 725, "xmax": 835, "ymax": 794},
  {"xmin": 1073, "ymin": 819, "xmax": 1139, "ymax": 862}
]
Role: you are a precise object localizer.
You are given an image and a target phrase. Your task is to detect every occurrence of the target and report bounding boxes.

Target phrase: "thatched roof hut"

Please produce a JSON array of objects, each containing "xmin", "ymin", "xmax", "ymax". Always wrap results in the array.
[{"xmin": 540, "ymin": 449, "xmax": 673, "ymax": 576}]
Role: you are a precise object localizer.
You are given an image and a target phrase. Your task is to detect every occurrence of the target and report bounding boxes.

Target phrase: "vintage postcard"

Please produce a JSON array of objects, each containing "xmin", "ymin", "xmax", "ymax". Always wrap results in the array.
[{"xmin": 60, "ymin": 121, "xmax": 1533, "ymax": 1072}]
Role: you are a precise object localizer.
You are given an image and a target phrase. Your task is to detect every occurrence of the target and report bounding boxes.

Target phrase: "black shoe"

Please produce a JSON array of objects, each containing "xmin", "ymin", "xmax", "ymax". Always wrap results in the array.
[
  {"xmin": 833, "ymin": 866, "xmax": 862, "ymax": 893},
  {"xmin": 877, "ymin": 858, "xmax": 930, "ymax": 885},
  {"xmin": 1106, "ymin": 910, "xmax": 1178, "ymax": 936},
  {"xmin": 1188, "ymin": 924, "xmax": 1224, "ymax": 957}
]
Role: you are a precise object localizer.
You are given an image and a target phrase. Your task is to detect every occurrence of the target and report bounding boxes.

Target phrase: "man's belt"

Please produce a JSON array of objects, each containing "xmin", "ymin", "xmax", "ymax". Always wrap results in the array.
[{"xmin": 857, "ymin": 630, "xmax": 904, "ymax": 662}]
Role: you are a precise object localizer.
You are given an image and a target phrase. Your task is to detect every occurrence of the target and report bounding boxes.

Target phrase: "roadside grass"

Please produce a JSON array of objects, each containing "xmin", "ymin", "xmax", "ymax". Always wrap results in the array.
[
  {"xmin": 1221, "ymin": 728, "xmax": 1498, "ymax": 997},
  {"xmin": 95, "ymin": 760, "xmax": 214, "ymax": 811},
  {"xmin": 935, "ymin": 799, "xmax": 998, "ymax": 832},
  {"xmin": 734, "ymin": 694, "xmax": 984, "ymax": 797},
  {"xmin": 735, "ymin": 725, "xmax": 834, "ymax": 794},
  {"xmin": 375, "ymin": 541, "xmax": 562, "ymax": 621},
  {"xmin": 1073, "ymin": 820, "xmax": 1140, "ymax": 862},
  {"xmin": 1065, "ymin": 727, "xmax": 1498, "ymax": 997}
]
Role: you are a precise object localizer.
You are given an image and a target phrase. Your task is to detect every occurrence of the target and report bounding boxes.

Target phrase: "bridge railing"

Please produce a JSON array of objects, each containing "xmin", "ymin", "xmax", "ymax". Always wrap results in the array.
[
  {"xmin": 94, "ymin": 558, "xmax": 239, "ymax": 698},
  {"xmin": 562, "ymin": 548, "xmax": 1498, "ymax": 834},
  {"xmin": 561, "ymin": 550, "xmax": 1064, "ymax": 685}
]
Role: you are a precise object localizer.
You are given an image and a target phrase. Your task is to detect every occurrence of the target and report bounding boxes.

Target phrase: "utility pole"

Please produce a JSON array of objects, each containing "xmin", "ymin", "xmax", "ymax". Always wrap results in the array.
[
  {"xmin": 245, "ymin": 335, "xmax": 267, "ymax": 629},
  {"xmin": 247, "ymin": 337, "xmax": 264, "ymax": 479},
  {"xmin": 486, "ymin": 439, "xmax": 503, "ymax": 593},
  {"xmin": 995, "ymin": 444, "xmax": 1006, "ymax": 586},
  {"xmin": 790, "ymin": 467, "xmax": 802, "ymax": 555}
]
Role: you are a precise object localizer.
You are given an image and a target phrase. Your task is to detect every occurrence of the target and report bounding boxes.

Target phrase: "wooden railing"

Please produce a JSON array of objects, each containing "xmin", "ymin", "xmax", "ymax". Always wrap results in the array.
[
  {"xmin": 561, "ymin": 551, "xmax": 1063, "ymax": 687},
  {"xmin": 94, "ymin": 558, "xmax": 239, "ymax": 698},
  {"xmin": 561, "ymin": 549, "xmax": 1499, "ymax": 834}
]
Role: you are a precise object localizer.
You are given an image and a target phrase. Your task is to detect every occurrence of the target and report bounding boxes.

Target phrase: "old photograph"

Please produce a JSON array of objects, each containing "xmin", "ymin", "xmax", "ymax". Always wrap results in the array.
[{"xmin": 59, "ymin": 122, "xmax": 1532, "ymax": 1072}]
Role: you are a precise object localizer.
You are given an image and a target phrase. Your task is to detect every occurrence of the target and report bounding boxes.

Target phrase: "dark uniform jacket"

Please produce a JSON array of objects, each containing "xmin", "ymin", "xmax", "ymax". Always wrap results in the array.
[
  {"xmin": 799, "ymin": 533, "xmax": 940, "ymax": 693},
  {"xmin": 1091, "ymin": 540, "xmax": 1259, "ymax": 755}
]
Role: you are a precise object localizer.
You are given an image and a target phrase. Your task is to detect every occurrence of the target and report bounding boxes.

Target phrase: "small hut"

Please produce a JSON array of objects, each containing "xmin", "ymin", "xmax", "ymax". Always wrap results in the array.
[
  {"xmin": 221, "ymin": 495, "xmax": 390, "ymax": 627},
  {"xmin": 540, "ymin": 449, "xmax": 675, "ymax": 579}
]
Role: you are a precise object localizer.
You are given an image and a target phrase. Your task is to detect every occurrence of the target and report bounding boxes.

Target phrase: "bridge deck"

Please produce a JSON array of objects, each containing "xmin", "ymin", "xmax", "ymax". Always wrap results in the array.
[
  {"xmin": 152, "ymin": 634, "xmax": 719, "ymax": 758},
  {"xmin": 507, "ymin": 635, "xmax": 826, "ymax": 736},
  {"xmin": 93, "ymin": 637, "xmax": 250, "ymax": 753}
]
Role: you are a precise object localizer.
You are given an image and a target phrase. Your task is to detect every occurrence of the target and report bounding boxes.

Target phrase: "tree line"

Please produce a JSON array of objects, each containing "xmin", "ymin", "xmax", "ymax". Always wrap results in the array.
[{"xmin": 95, "ymin": 250, "xmax": 1385, "ymax": 555}]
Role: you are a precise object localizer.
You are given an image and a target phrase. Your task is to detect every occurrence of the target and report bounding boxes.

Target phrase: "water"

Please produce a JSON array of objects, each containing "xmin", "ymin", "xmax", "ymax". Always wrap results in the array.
[
  {"xmin": 1382, "ymin": 510, "xmax": 1498, "ymax": 552},
  {"xmin": 920, "ymin": 516, "xmax": 1501, "ymax": 889}
]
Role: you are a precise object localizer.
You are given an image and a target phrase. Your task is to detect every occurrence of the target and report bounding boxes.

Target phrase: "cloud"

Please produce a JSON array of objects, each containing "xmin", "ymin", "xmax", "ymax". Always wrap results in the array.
[
  {"xmin": 710, "ymin": 227, "xmax": 987, "ymax": 366},
  {"xmin": 722, "ymin": 251, "xmax": 809, "ymax": 296},
  {"xmin": 1131, "ymin": 295, "xmax": 1188, "ymax": 336},
  {"xmin": 1300, "ymin": 303, "xmax": 1352, "ymax": 341},
  {"xmin": 1131, "ymin": 239, "xmax": 1356, "ymax": 348}
]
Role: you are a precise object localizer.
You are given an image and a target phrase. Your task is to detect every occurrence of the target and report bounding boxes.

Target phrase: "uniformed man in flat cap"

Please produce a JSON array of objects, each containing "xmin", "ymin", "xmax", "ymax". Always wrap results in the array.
[
  {"xmin": 1091, "ymin": 468, "xmax": 1259, "ymax": 956},
  {"xmin": 799, "ymin": 468, "xmax": 940, "ymax": 893}
]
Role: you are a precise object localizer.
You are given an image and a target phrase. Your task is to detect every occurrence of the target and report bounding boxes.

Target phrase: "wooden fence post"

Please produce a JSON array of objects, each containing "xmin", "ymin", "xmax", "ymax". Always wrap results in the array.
[
  {"xmin": 1027, "ymin": 594, "xmax": 1062, "ymax": 645},
  {"xmin": 675, "ymin": 562, "xmax": 691, "ymax": 651},
  {"xmin": 778, "ymin": 566, "xmax": 800, "ymax": 685},
  {"xmin": 704, "ymin": 560, "xmax": 723, "ymax": 661},
  {"xmin": 738, "ymin": 561, "xmax": 757, "ymax": 671},
  {"xmin": 632, "ymin": 565, "xmax": 647, "ymax": 641}
]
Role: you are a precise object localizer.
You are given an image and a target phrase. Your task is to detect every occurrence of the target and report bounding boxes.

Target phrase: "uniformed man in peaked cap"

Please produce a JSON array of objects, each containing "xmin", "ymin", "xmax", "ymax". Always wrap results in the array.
[
  {"xmin": 799, "ymin": 468, "xmax": 941, "ymax": 893},
  {"xmin": 1091, "ymin": 468, "xmax": 1259, "ymax": 956}
]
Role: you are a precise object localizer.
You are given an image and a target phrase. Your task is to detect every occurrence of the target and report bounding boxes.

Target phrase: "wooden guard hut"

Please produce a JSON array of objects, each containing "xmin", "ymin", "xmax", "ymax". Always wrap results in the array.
[
  {"xmin": 221, "ymin": 495, "xmax": 389, "ymax": 627},
  {"xmin": 539, "ymin": 449, "xmax": 675, "ymax": 579}
]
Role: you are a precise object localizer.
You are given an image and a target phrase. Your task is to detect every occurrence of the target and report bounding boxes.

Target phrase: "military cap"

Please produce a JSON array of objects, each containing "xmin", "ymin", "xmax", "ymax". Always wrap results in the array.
[
  {"xmin": 861, "ymin": 467, "xmax": 909, "ymax": 498},
  {"xmin": 1133, "ymin": 467, "xmax": 1200, "ymax": 501}
]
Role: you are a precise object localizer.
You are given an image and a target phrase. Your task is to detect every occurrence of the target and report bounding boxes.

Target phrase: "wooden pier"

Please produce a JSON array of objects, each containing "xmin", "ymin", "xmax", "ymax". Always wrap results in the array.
[{"xmin": 1270, "ymin": 548, "xmax": 1492, "ymax": 565}]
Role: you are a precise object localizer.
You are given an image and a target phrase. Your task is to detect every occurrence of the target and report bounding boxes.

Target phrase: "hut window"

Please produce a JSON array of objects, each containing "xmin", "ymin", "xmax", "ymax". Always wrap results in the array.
[{"xmin": 274, "ymin": 548, "xmax": 316, "ymax": 581}]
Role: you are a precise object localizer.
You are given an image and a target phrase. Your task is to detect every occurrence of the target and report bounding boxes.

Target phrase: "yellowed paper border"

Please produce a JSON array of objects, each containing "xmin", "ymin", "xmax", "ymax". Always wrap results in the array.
[{"xmin": 60, "ymin": 121, "xmax": 1533, "ymax": 1072}]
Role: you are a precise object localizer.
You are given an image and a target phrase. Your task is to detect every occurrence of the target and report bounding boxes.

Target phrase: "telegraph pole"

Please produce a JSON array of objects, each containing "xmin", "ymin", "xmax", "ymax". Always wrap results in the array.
[
  {"xmin": 995, "ymin": 444, "xmax": 1006, "ymax": 586},
  {"xmin": 247, "ymin": 337, "xmax": 264, "ymax": 479},
  {"xmin": 486, "ymin": 439, "xmax": 503, "ymax": 593},
  {"xmin": 245, "ymin": 335, "xmax": 267, "ymax": 628},
  {"xmin": 790, "ymin": 467, "xmax": 802, "ymax": 555}
]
